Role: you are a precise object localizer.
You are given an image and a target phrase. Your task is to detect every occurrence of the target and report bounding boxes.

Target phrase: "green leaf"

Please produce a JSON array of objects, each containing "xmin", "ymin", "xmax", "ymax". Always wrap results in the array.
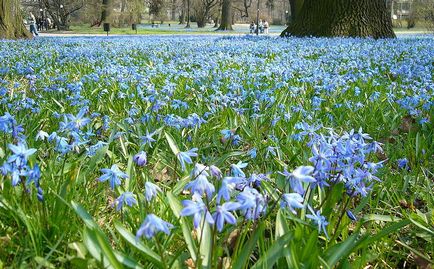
[
  {"xmin": 165, "ymin": 132, "xmax": 180, "ymax": 156},
  {"xmin": 114, "ymin": 251, "xmax": 145, "ymax": 269},
  {"xmin": 232, "ymin": 222, "xmax": 264, "ymax": 269},
  {"xmin": 251, "ymin": 232, "xmax": 294, "ymax": 269},
  {"xmin": 167, "ymin": 192, "xmax": 197, "ymax": 262},
  {"xmin": 34, "ymin": 257, "xmax": 55, "ymax": 269},
  {"xmin": 71, "ymin": 201, "xmax": 98, "ymax": 229},
  {"xmin": 325, "ymin": 232, "xmax": 360, "ymax": 268},
  {"xmin": 83, "ymin": 227, "xmax": 123, "ymax": 269},
  {"xmin": 355, "ymin": 219, "xmax": 411, "ymax": 250},
  {"xmin": 275, "ymin": 210, "xmax": 290, "ymax": 240},
  {"xmin": 198, "ymin": 222, "xmax": 212, "ymax": 268},
  {"xmin": 114, "ymin": 223, "xmax": 162, "ymax": 267}
]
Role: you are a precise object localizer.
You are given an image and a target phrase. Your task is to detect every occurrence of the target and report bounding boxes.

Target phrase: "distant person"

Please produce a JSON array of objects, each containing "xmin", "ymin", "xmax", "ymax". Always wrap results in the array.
[
  {"xmin": 249, "ymin": 22, "xmax": 255, "ymax": 34},
  {"xmin": 259, "ymin": 20, "xmax": 264, "ymax": 34},
  {"xmin": 46, "ymin": 17, "xmax": 52, "ymax": 29},
  {"xmin": 28, "ymin": 12, "xmax": 39, "ymax": 37},
  {"xmin": 264, "ymin": 20, "xmax": 269, "ymax": 34}
]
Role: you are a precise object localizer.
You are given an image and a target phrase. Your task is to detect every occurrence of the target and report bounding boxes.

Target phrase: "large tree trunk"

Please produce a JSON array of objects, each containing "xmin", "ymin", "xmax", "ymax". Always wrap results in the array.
[
  {"xmin": 217, "ymin": 0, "xmax": 232, "ymax": 30},
  {"xmin": 101, "ymin": 0, "xmax": 111, "ymax": 23},
  {"xmin": 0, "ymin": 0, "xmax": 31, "ymax": 39},
  {"xmin": 289, "ymin": 0, "xmax": 303, "ymax": 21},
  {"xmin": 281, "ymin": 0, "xmax": 395, "ymax": 39}
]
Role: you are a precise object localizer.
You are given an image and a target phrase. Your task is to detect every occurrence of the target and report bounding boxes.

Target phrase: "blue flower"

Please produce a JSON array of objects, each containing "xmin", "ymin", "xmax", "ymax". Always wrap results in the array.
[
  {"xmin": 185, "ymin": 174, "xmax": 215, "ymax": 197},
  {"xmin": 180, "ymin": 194, "xmax": 214, "ymax": 228},
  {"xmin": 35, "ymin": 130, "xmax": 49, "ymax": 141},
  {"xmin": 397, "ymin": 158, "xmax": 409, "ymax": 170},
  {"xmin": 280, "ymin": 193, "xmax": 304, "ymax": 214},
  {"xmin": 209, "ymin": 165, "xmax": 222, "ymax": 179},
  {"xmin": 231, "ymin": 161, "xmax": 248, "ymax": 177},
  {"xmin": 66, "ymin": 107, "xmax": 91, "ymax": 130},
  {"xmin": 114, "ymin": 192, "xmax": 137, "ymax": 211},
  {"xmin": 133, "ymin": 151, "xmax": 147, "ymax": 166},
  {"xmin": 213, "ymin": 202, "xmax": 240, "ymax": 232},
  {"xmin": 280, "ymin": 166, "xmax": 316, "ymax": 195},
  {"xmin": 136, "ymin": 214, "xmax": 174, "ymax": 239},
  {"xmin": 248, "ymin": 148, "xmax": 257, "ymax": 159},
  {"xmin": 306, "ymin": 206, "xmax": 329, "ymax": 238},
  {"xmin": 144, "ymin": 182, "xmax": 162, "ymax": 202},
  {"xmin": 98, "ymin": 164, "xmax": 128, "ymax": 189},
  {"xmin": 7, "ymin": 143, "xmax": 37, "ymax": 168},
  {"xmin": 176, "ymin": 148, "xmax": 198, "ymax": 171},
  {"xmin": 141, "ymin": 130, "xmax": 157, "ymax": 146}
]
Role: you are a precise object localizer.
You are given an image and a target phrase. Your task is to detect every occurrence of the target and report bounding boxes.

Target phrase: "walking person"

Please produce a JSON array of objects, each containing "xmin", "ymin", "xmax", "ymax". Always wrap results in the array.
[
  {"xmin": 264, "ymin": 20, "xmax": 269, "ymax": 34},
  {"xmin": 28, "ymin": 12, "xmax": 39, "ymax": 37}
]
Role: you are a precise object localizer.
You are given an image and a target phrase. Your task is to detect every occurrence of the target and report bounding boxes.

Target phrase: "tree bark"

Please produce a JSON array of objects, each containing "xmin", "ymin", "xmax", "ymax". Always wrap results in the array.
[
  {"xmin": 217, "ymin": 0, "xmax": 232, "ymax": 30},
  {"xmin": 179, "ymin": 0, "xmax": 186, "ymax": 24},
  {"xmin": 281, "ymin": 0, "xmax": 395, "ymax": 39},
  {"xmin": 101, "ymin": 0, "xmax": 111, "ymax": 23},
  {"xmin": 0, "ymin": 0, "xmax": 31, "ymax": 39},
  {"xmin": 289, "ymin": 0, "xmax": 303, "ymax": 21}
]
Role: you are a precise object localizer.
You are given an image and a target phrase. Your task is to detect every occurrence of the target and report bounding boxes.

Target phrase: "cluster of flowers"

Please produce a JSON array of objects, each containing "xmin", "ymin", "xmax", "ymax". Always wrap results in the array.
[
  {"xmin": 96, "ymin": 125, "xmax": 383, "ymax": 240},
  {"xmin": 0, "ymin": 113, "xmax": 43, "ymax": 201}
]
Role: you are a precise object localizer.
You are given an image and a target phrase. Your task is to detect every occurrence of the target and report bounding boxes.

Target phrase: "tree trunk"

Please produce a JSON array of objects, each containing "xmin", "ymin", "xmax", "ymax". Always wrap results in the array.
[
  {"xmin": 0, "ymin": 0, "xmax": 31, "ymax": 39},
  {"xmin": 185, "ymin": 0, "xmax": 191, "ymax": 27},
  {"xmin": 289, "ymin": 0, "xmax": 303, "ymax": 21},
  {"xmin": 217, "ymin": 0, "xmax": 232, "ymax": 30},
  {"xmin": 171, "ymin": 0, "xmax": 176, "ymax": 21},
  {"xmin": 281, "ymin": 0, "xmax": 395, "ymax": 39},
  {"xmin": 101, "ymin": 0, "xmax": 111, "ymax": 23},
  {"xmin": 179, "ymin": 0, "xmax": 185, "ymax": 24}
]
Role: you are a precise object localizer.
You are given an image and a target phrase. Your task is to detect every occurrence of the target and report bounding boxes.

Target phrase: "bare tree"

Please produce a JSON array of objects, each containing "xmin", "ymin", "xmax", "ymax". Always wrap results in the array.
[
  {"xmin": 217, "ymin": 0, "xmax": 232, "ymax": 30},
  {"xmin": 194, "ymin": 0, "xmax": 219, "ymax": 27},
  {"xmin": 41, "ymin": 0, "xmax": 85, "ymax": 30}
]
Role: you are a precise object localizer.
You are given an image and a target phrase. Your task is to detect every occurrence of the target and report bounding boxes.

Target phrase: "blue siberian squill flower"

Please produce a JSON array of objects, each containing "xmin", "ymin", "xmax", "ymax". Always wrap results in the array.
[
  {"xmin": 397, "ymin": 158, "xmax": 409, "ymax": 170},
  {"xmin": 185, "ymin": 174, "xmax": 215, "ymax": 197},
  {"xmin": 133, "ymin": 151, "xmax": 147, "ymax": 166},
  {"xmin": 209, "ymin": 165, "xmax": 222, "ymax": 179},
  {"xmin": 346, "ymin": 210, "xmax": 357, "ymax": 221},
  {"xmin": 306, "ymin": 206, "xmax": 329, "ymax": 238},
  {"xmin": 144, "ymin": 182, "xmax": 162, "ymax": 202},
  {"xmin": 236, "ymin": 187, "xmax": 266, "ymax": 220},
  {"xmin": 176, "ymin": 148, "xmax": 198, "ymax": 171},
  {"xmin": 136, "ymin": 214, "xmax": 174, "ymax": 239},
  {"xmin": 265, "ymin": 146, "xmax": 277, "ymax": 158},
  {"xmin": 280, "ymin": 193, "xmax": 304, "ymax": 214},
  {"xmin": 180, "ymin": 194, "xmax": 214, "ymax": 228},
  {"xmin": 35, "ymin": 130, "xmax": 49, "ymax": 141},
  {"xmin": 279, "ymin": 166, "xmax": 316, "ymax": 195},
  {"xmin": 248, "ymin": 148, "xmax": 257, "ymax": 159},
  {"xmin": 141, "ymin": 130, "xmax": 157, "ymax": 146},
  {"xmin": 67, "ymin": 107, "xmax": 91, "ymax": 130},
  {"xmin": 7, "ymin": 143, "xmax": 37, "ymax": 167},
  {"xmin": 114, "ymin": 192, "xmax": 137, "ymax": 211},
  {"xmin": 98, "ymin": 164, "xmax": 128, "ymax": 189},
  {"xmin": 26, "ymin": 164, "xmax": 41, "ymax": 186},
  {"xmin": 213, "ymin": 202, "xmax": 240, "ymax": 232},
  {"xmin": 231, "ymin": 161, "xmax": 248, "ymax": 177}
]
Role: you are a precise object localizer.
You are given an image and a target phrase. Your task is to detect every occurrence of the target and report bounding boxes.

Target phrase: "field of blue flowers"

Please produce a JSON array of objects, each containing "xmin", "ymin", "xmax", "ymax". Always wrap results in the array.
[{"xmin": 0, "ymin": 35, "xmax": 433, "ymax": 268}]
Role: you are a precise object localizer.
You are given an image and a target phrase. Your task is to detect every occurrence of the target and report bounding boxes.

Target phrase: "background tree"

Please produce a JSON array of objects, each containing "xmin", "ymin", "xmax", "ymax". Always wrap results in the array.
[
  {"xmin": 146, "ymin": 0, "xmax": 167, "ymax": 23},
  {"xmin": 281, "ymin": 0, "xmax": 395, "ymax": 38},
  {"xmin": 217, "ymin": 0, "xmax": 232, "ymax": 30},
  {"xmin": 41, "ymin": 0, "xmax": 85, "ymax": 30},
  {"xmin": 0, "ymin": 0, "xmax": 31, "ymax": 39},
  {"xmin": 194, "ymin": 0, "xmax": 219, "ymax": 27}
]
